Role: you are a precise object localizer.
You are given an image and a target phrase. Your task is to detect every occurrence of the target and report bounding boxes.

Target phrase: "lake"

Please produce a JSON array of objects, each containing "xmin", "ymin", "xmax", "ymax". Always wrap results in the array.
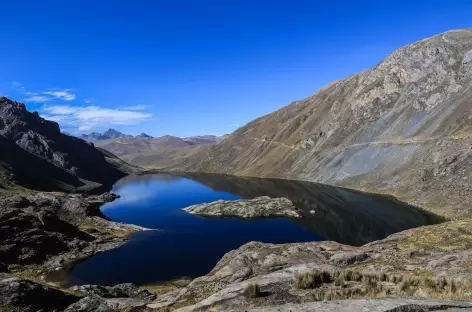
[{"xmin": 66, "ymin": 172, "xmax": 441, "ymax": 286}]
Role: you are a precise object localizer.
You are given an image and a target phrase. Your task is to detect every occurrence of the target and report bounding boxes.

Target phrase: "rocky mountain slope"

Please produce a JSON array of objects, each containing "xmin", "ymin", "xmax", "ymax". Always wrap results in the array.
[
  {"xmin": 183, "ymin": 135, "xmax": 221, "ymax": 145},
  {"xmin": 0, "ymin": 97, "xmax": 133, "ymax": 192},
  {"xmin": 163, "ymin": 28, "xmax": 472, "ymax": 218}
]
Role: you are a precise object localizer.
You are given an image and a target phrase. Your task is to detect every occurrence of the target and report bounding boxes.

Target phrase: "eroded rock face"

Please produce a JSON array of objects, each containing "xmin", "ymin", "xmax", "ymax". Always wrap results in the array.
[
  {"xmin": 183, "ymin": 196, "xmax": 300, "ymax": 219},
  {"xmin": 0, "ymin": 205, "xmax": 92, "ymax": 265}
]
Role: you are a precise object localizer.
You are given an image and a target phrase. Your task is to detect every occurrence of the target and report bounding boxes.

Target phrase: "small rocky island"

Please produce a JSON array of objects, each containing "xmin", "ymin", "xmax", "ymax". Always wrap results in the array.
[{"xmin": 183, "ymin": 196, "xmax": 301, "ymax": 219}]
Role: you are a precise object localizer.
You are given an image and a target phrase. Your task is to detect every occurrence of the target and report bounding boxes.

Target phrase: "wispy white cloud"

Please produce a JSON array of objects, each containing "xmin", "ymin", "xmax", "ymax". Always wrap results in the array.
[
  {"xmin": 84, "ymin": 98, "xmax": 95, "ymax": 104},
  {"xmin": 12, "ymin": 81, "xmax": 25, "ymax": 89},
  {"xmin": 24, "ymin": 94, "xmax": 53, "ymax": 103},
  {"xmin": 41, "ymin": 105, "xmax": 152, "ymax": 132},
  {"xmin": 12, "ymin": 82, "xmax": 77, "ymax": 103},
  {"xmin": 43, "ymin": 89, "xmax": 76, "ymax": 101},
  {"xmin": 228, "ymin": 123, "xmax": 240, "ymax": 127},
  {"xmin": 43, "ymin": 105, "xmax": 77, "ymax": 115},
  {"xmin": 120, "ymin": 104, "xmax": 150, "ymax": 111},
  {"xmin": 25, "ymin": 89, "xmax": 76, "ymax": 103},
  {"xmin": 78, "ymin": 125, "xmax": 93, "ymax": 132}
]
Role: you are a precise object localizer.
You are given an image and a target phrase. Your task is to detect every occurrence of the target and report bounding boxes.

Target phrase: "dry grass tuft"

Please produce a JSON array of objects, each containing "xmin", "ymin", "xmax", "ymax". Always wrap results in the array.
[
  {"xmin": 297, "ymin": 269, "xmax": 472, "ymax": 302},
  {"xmin": 244, "ymin": 283, "xmax": 262, "ymax": 298},
  {"xmin": 293, "ymin": 270, "xmax": 332, "ymax": 289}
]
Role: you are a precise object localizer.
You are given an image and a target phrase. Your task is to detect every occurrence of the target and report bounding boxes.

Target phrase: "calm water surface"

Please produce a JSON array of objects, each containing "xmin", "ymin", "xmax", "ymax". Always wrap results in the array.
[{"xmin": 67, "ymin": 173, "xmax": 441, "ymax": 286}]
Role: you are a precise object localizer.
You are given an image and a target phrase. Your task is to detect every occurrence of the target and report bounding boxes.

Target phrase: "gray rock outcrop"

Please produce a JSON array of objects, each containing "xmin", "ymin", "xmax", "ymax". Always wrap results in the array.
[
  {"xmin": 183, "ymin": 196, "xmax": 300, "ymax": 219},
  {"xmin": 71, "ymin": 283, "xmax": 155, "ymax": 301},
  {"xmin": 64, "ymin": 297, "xmax": 111, "ymax": 312},
  {"xmin": 0, "ymin": 191, "xmax": 145, "ymax": 268},
  {"xmin": 0, "ymin": 273, "xmax": 79, "ymax": 312}
]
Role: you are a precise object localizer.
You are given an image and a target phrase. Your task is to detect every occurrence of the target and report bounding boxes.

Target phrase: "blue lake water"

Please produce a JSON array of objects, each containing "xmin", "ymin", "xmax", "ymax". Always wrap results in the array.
[{"xmin": 66, "ymin": 173, "xmax": 442, "ymax": 286}]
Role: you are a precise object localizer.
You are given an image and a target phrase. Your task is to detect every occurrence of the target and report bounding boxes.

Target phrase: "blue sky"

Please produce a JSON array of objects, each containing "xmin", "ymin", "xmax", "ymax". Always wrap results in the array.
[{"xmin": 0, "ymin": 0, "xmax": 471, "ymax": 136}]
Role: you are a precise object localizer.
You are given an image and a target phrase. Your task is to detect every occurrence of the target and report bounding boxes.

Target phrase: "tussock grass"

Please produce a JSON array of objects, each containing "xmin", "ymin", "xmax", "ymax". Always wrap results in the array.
[
  {"xmin": 244, "ymin": 283, "xmax": 262, "ymax": 298},
  {"xmin": 297, "ymin": 269, "xmax": 472, "ymax": 301},
  {"xmin": 293, "ymin": 270, "xmax": 333, "ymax": 289}
]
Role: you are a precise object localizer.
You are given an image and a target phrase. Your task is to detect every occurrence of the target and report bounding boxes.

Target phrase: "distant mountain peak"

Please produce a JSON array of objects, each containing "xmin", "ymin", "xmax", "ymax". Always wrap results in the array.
[
  {"xmin": 81, "ymin": 129, "xmax": 132, "ymax": 141},
  {"xmin": 137, "ymin": 133, "xmax": 153, "ymax": 138}
]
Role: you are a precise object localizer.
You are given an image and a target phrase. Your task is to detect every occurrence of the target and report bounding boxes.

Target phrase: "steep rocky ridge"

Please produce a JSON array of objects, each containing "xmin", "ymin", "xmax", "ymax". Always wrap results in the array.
[
  {"xmin": 0, "ymin": 97, "xmax": 133, "ymax": 192},
  {"xmin": 160, "ymin": 29, "xmax": 472, "ymax": 217}
]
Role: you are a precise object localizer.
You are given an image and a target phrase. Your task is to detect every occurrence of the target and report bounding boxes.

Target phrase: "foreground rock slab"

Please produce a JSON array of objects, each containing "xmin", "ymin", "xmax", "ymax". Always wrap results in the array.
[
  {"xmin": 183, "ymin": 196, "xmax": 300, "ymax": 219},
  {"xmin": 226, "ymin": 298, "xmax": 472, "ymax": 312},
  {"xmin": 0, "ymin": 273, "xmax": 79, "ymax": 312}
]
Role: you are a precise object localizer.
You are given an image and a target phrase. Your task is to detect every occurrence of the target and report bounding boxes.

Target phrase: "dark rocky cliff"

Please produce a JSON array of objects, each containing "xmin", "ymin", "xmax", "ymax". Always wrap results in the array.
[{"xmin": 0, "ymin": 97, "xmax": 131, "ymax": 192}]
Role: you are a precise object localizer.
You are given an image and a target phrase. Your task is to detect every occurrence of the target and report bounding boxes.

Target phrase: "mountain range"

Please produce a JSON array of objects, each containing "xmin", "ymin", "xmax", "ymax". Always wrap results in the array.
[
  {"xmin": 80, "ymin": 129, "xmax": 221, "ymax": 144},
  {"xmin": 80, "ymin": 129, "xmax": 141, "ymax": 141},
  {"xmin": 80, "ymin": 129, "xmax": 223, "ymax": 159}
]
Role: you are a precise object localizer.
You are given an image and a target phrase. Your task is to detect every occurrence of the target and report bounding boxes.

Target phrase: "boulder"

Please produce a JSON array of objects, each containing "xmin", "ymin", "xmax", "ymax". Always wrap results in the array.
[
  {"xmin": 0, "ymin": 273, "xmax": 79, "ymax": 311},
  {"xmin": 329, "ymin": 252, "xmax": 370, "ymax": 266},
  {"xmin": 71, "ymin": 283, "xmax": 155, "ymax": 301},
  {"xmin": 6, "ymin": 195, "xmax": 30, "ymax": 208},
  {"xmin": 64, "ymin": 296, "xmax": 111, "ymax": 312}
]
